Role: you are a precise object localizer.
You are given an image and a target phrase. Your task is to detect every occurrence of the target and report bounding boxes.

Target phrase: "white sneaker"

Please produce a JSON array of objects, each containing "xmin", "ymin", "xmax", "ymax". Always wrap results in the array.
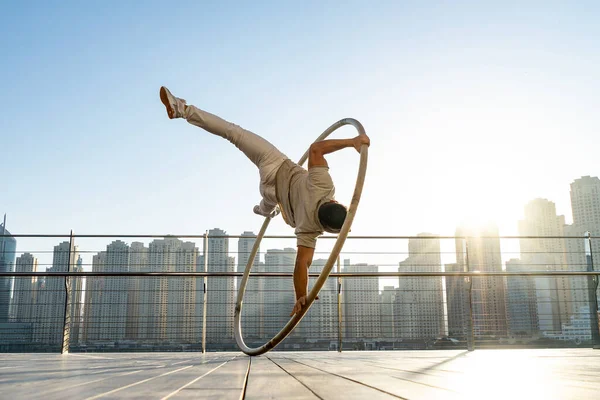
[{"xmin": 159, "ymin": 86, "xmax": 187, "ymax": 119}]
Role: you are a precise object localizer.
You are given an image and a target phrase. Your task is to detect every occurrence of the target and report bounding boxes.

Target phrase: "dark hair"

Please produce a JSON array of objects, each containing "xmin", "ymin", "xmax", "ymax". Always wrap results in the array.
[{"xmin": 318, "ymin": 202, "xmax": 347, "ymax": 233}]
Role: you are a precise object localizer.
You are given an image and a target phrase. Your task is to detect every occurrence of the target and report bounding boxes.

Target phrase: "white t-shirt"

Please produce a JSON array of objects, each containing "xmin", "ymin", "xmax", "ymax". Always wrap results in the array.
[{"xmin": 275, "ymin": 159, "xmax": 335, "ymax": 248}]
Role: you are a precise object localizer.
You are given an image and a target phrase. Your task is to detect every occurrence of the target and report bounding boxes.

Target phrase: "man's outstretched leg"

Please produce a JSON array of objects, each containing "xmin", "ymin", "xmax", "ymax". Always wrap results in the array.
[{"xmin": 160, "ymin": 86, "xmax": 287, "ymax": 216}]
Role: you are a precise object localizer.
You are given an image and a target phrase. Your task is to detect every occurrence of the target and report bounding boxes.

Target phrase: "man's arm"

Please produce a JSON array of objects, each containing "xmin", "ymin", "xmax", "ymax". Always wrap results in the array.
[
  {"xmin": 308, "ymin": 135, "xmax": 370, "ymax": 168},
  {"xmin": 290, "ymin": 245, "xmax": 315, "ymax": 316}
]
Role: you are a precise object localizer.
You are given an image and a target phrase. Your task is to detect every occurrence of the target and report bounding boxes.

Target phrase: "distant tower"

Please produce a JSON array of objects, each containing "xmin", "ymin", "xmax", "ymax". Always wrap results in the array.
[
  {"xmin": 445, "ymin": 262, "xmax": 469, "ymax": 339},
  {"xmin": 84, "ymin": 240, "xmax": 132, "ymax": 343},
  {"xmin": 454, "ymin": 224, "xmax": 508, "ymax": 338},
  {"xmin": 13, "ymin": 253, "xmax": 38, "ymax": 323},
  {"xmin": 505, "ymin": 259, "xmax": 539, "ymax": 335},
  {"xmin": 83, "ymin": 251, "xmax": 107, "ymax": 343},
  {"xmin": 71, "ymin": 254, "xmax": 84, "ymax": 345},
  {"xmin": 395, "ymin": 234, "xmax": 445, "ymax": 341},
  {"xmin": 167, "ymin": 240, "xmax": 198, "ymax": 343},
  {"xmin": 380, "ymin": 286, "xmax": 396, "ymax": 339},
  {"xmin": 126, "ymin": 242, "xmax": 148, "ymax": 340},
  {"xmin": 206, "ymin": 228, "xmax": 235, "ymax": 344},
  {"xmin": 343, "ymin": 260, "xmax": 381, "ymax": 347},
  {"xmin": 518, "ymin": 198, "xmax": 570, "ymax": 332},
  {"xmin": 237, "ymin": 232, "xmax": 263, "ymax": 339},
  {"xmin": 570, "ymin": 176, "xmax": 600, "ymax": 229},
  {"xmin": 143, "ymin": 237, "xmax": 198, "ymax": 343},
  {"xmin": 95, "ymin": 241, "xmax": 130, "ymax": 342},
  {"xmin": 566, "ymin": 176, "xmax": 600, "ymax": 325},
  {"xmin": 0, "ymin": 217, "xmax": 17, "ymax": 322},
  {"xmin": 301, "ymin": 258, "xmax": 337, "ymax": 341},
  {"xmin": 34, "ymin": 241, "xmax": 81, "ymax": 347},
  {"xmin": 263, "ymin": 248, "xmax": 296, "ymax": 339}
]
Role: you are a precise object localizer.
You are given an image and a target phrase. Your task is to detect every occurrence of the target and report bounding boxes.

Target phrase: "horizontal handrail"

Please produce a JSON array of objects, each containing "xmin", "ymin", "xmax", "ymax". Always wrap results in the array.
[
  {"xmin": 2, "ymin": 271, "xmax": 599, "ymax": 277},
  {"xmin": 1, "ymin": 234, "xmax": 599, "ymax": 239}
]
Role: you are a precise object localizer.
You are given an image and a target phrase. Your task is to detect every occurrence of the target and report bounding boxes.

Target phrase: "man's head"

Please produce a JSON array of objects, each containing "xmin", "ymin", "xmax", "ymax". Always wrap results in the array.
[{"xmin": 318, "ymin": 201, "xmax": 347, "ymax": 233}]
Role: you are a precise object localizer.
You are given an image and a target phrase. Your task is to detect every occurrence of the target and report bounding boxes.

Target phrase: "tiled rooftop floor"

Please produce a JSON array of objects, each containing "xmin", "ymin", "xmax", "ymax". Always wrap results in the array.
[{"xmin": 1, "ymin": 349, "xmax": 599, "ymax": 399}]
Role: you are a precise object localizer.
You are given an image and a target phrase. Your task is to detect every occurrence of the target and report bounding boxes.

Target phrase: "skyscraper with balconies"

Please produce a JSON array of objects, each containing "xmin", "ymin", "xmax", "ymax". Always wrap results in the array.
[
  {"xmin": 301, "ymin": 258, "xmax": 337, "ymax": 341},
  {"xmin": 445, "ymin": 262, "xmax": 469, "ymax": 339},
  {"xmin": 380, "ymin": 286, "xmax": 396, "ymax": 339},
  {"xmin": 505, "ymin": 259, "xmax": 539, "ymax": 335},
  {"xmin": 167, "ymin": 241, "xmax": 198, "ymax": 343},
  {"xmin": 141, "ymin": 237, "xmax": 199, "ymax": 343},
  {"xmin": 454, "ymin": 225, "xmax": 508, "ymax": 338},
  {"xmin": 570, "ymin": 176, "xmax": 600, "ymax": 229},
  {"xmin": 126, "ymin": 242, "xmax": 148, "ymax": 340},
  {"xmin": 34, "ymin": 241, "xmax": 81, "ymax": 346},
  {"xmin": 518, "ymin": 198, "xmax": 570, "ymax": 332},
  {"xmin": 13, "ymin": 253, "xmax": 38, "ymax": 324},
  {"xmin": 206, "ymin": 228, "xmax": 234, "ymax": 344},
  {"xmin": 83, "ymin": 251, "xmax": 106, "ymax": 343},
  {"xmin": 343, "ymin": 260, "xmax": 381, "ymax": 345},
  {"xmin": 0, "ymin": 221, "xmax": 17, "ymax": 323},
  {"xmin": 103, "ymin": 241, "xmax": 130, "ymax": 341},
  {"xmin": 83, "ymin": 241, "xmax": 131, "ymax": 343},
  {"xmin": 395, "ymin": 234, "xmax": 445, "ymax": 341},
  {"xmin": 263, "ymin": 248, "xmax": 296, "ymax": 338},
  {"xmin": 568, "ymin": 176, "xmax": 600, "ymax": 302},
  {"xmin": 237, "ymin": 232, "xmax": 263, "ymax": 339}
]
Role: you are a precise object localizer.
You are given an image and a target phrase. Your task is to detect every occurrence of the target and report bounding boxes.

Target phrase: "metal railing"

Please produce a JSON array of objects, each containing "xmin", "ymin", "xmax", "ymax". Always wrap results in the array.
[{"xmin": 0, "ymin": 233, "xmax": 599, "ymax": 353}]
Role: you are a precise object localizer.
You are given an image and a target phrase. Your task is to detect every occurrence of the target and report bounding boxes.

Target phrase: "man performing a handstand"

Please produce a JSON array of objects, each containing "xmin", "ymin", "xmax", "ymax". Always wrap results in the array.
[{"xmin": 160, "ymin": 86, "xmax": 370, "ymax": 316}]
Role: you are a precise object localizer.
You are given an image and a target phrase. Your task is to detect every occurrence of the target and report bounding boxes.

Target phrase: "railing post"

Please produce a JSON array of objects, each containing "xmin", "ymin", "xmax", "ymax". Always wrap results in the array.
[
  {"xmin": 463, "ymin": 238, "xmax": 475, "ymax": 352},
  {"xmin": 585, "ymin": 232, "xmax": 600, "ymax": 349},
  {"xmin": 61, "ymin": 230, "xmax": 74, "ymax": 354},
  {"xmin": 202, "ymin": 231, "xmax": 208, "ymax": 354},
  {"xmin": 337, "ymin": 255, "xmax": 342, "ymax": 353}
]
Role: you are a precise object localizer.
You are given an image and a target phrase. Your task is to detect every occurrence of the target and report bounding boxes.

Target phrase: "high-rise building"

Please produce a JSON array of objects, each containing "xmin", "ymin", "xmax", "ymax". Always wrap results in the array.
[
  {"xmin": 195, "ymin": 253, "xmax": 205, "ymax": 343},
  {"xmin": 139, "ymin": 239, "xmax": 162, "ymax": 343},
  {"xmin": 566, "ymin": 176, "xmax": 600, "ymax": 312},
  {"xmin": 454, "ymin": 225, "xmax": 508, "ymax": 338},
  {"xmin": 13, "ymin": 253, "xmax": 38, "ymax": 323},
  {"xmin": 72, "ymin": 255, "xmax": 84, "ymax": 345},
  {"xmin": 263, "ymin": 248, "xmax": 296, "ymax": 339},
  {"xmin": 141, "ymin": 237, "xmax": 198, "ymax": 343},
  {"xmin": 34, "ymin": 241, "xmax": 81, "ymax": 346},
  {"xmin": 445, "ymin": 263, "xmax": 469, "ymax": 339},
  {"xmin": 84, "ymin": 241, "xmax": 130, "ymax": 342},
  {"xmin": 237, "ymin": 232, "xmax": 263, "ymax": 339},
  {"xmin": 0, "ymin": 220, "xmax": 17, "ymax": 322},
  {"xmin": 126, "ymin": 242, "xmax": 148, "ymax": 340},
  {"xmin": 380, "ymin": 286, "xmax": 396, "ymax": 339},
  {"xmin": 570, "ymin": 176, "xmax": 600, "ymax": 228},
  {"xmin": 148, "ymin": 239, "xmax": 170, "ymax": 342},
  {"xmin": 300, "ymin": 258, "xmax": 337, "ymax": 341},
  {"xmin": 518, "ymin": 198, "xmax": 570, "ymax": 331},
  {"xmin": 83, "ymin": 251, "xmax": 106, "ymax": 343},
  {"xmin": 563, "ymin": 224, "xmax": 597, "ymax": 332},
  {"xmin": 206, "ymin": 228, "xmax": 235, "ymax": 343},
  {"xmin": 167, "ymin": 241, "xmax": 198, "ymax": 343},
  {"xmin": 505, "ymin": 259, "xmax": 539, "ymax": 335},
  {"xmin": 395, "ymin": 234, "xmax": 445, "ymax": 340},
  {"xmin": 103, "ymin": 241, "xmax": 129, "ymax": 341},
  {"xmin": 343, "ymin": 260, "xmax": 380, "ymax": 344}
]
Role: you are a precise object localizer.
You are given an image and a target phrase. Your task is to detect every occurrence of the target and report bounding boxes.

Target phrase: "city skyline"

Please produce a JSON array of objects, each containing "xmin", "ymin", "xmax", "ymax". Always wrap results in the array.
[
  {"xmin": 3, "ymin": 174, "xmax": 599, "ymax": 349},
  {"xmin": 5, "ymin": 231, "xmax": 597, "ymax": 350}
]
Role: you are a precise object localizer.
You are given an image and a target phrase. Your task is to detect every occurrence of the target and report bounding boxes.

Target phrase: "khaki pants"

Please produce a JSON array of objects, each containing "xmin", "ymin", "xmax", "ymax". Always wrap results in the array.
[{"xmin": 185, "ymin": 105, "xmax": 288, "ymax": 216}]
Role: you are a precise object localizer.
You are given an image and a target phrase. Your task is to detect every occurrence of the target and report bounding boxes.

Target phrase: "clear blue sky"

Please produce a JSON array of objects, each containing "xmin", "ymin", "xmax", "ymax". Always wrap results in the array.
[{"xmin": 2, "ymin": 1, "xmax": 599, "ymax": 259}]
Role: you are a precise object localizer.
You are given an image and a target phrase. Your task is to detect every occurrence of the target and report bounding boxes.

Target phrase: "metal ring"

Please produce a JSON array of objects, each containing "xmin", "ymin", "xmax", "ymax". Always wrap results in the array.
[{"xmin": 234, "ymin": 118, "xmax": 369, "ymax": 356}]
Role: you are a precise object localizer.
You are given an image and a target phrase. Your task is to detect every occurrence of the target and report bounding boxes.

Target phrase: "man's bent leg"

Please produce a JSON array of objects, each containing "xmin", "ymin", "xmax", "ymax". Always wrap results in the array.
[{"xmin": 184, "ymin": 105, "xmax": 286, "ymax": 215}]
